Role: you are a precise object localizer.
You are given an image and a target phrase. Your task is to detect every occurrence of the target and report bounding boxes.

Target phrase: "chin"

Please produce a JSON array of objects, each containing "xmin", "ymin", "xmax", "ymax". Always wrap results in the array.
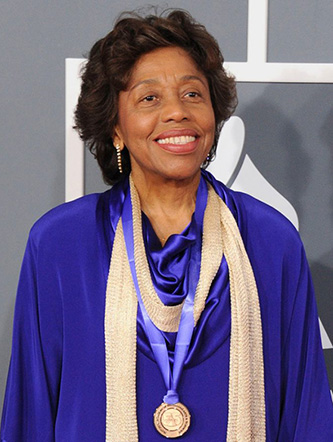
[{"xmin": 157, "ymin": 165, "xmax": 202, "ymax": 182}]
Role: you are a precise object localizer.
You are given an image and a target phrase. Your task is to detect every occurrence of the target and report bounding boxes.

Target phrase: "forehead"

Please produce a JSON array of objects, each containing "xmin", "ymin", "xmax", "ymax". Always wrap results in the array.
[{"xmin": 126, "ymin": 46, "xmax": 207, "ymax": 89}]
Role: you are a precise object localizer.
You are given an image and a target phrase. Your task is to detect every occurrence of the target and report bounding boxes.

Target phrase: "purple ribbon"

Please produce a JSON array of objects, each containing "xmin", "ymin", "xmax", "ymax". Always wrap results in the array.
[{"xmin": 122, "ymin": 180, "xmax": 207, "ymax": 405}]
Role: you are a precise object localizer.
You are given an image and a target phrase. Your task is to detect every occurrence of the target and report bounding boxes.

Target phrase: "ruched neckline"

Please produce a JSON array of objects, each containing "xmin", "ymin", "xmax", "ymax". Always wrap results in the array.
[{"xmin": 141, "ymin": 176, "xmax": 208, "ymax": 307}]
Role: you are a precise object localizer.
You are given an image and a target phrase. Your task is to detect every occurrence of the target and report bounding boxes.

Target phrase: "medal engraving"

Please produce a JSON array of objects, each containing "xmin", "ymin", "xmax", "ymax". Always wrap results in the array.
[{"xmin": 154, "ymin": 402, "xmax": 191, "ymax": 438}]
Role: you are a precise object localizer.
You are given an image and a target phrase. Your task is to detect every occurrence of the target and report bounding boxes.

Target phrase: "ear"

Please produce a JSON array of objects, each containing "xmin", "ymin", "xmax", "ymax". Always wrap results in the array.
[{"xmin": 112, "ymin": 126, "xmax": 125, "ymax": 150}]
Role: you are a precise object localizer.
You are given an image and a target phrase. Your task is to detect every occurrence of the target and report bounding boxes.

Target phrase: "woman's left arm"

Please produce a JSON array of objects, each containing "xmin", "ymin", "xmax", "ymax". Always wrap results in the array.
[{"xmin": 277, "ymin": 245, "xmax": 333, "ymax": 441}]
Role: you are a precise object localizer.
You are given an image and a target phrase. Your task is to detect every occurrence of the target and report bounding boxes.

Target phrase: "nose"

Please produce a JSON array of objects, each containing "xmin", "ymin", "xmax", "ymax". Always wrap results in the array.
[{"xmin": 161, "ymin": 95, "xmax": 190, "ymax": 123}]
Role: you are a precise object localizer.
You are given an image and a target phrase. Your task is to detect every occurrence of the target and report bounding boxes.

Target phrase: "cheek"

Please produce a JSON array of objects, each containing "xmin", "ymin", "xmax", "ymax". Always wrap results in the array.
[
  {"xmin": 121, "ymin": 113, "xmax": 155, "ymax": 145},
  {"xmin": 200, "ymin": 105, "xmax": 215, "ymax": 130},
  {"xmin": 204, "ymin": 112, "xmax": 216, "ymax": 142}
]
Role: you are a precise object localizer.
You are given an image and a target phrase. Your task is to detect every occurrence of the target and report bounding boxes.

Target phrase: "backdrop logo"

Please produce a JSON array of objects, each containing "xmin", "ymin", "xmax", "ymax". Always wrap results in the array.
[
  {"xmin": 208, "ymin": 116, "xmax": 299, "ymax": 228},
  {"xmin": 208, "ymin": 116, "xmax": 333, "ymax": 353}
]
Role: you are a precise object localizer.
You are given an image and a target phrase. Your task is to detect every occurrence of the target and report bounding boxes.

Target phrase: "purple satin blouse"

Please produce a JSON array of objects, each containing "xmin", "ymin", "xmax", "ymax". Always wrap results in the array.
[{"xmin": 1, "ymin": 170, "xmax": 333, "ymax": 441}]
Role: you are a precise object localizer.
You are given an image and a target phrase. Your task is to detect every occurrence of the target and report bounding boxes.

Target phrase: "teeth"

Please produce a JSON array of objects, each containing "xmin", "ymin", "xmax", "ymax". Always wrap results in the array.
[{"xmin": 157, "ymin": 136, "xmax": 196, "ymax": 145}]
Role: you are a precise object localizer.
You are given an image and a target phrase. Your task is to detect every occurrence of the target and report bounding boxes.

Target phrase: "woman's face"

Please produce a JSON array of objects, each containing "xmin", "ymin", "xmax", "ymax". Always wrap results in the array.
[{"xmin": 114, "ymin": 46, "xmax": 215, "ymax": 183}]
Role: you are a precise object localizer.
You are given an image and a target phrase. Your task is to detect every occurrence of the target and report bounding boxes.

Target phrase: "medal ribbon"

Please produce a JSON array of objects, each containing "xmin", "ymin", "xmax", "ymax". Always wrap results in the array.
[{"xmin": 122, "ymin": 179, "xmax": 207, "ymax": 405}]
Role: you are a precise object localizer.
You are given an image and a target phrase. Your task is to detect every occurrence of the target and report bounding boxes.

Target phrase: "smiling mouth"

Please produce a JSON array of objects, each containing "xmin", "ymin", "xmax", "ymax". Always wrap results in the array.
[{"xmin": 156, "ymin": 135, "xmax": 197, "ymax": 145}]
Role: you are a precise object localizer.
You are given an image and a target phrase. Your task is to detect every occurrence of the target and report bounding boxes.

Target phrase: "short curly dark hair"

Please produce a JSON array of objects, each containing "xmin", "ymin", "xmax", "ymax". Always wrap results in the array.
[{"xmin": 74, "ymin": 9, "xmax": 237, "ymax": 185}]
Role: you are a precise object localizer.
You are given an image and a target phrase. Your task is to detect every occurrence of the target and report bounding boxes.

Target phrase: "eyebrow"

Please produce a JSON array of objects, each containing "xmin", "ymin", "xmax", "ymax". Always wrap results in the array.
[
  {"xmin": 129, "ymin": 78, "xmax": 158, "ymax": 91},
  {"xmin": 129, "ymin": 75, "xmax": 207, "ymax": 92},
  {"xmin": 181, "ymin": 75, "xmax": 207, "ymax": 86}
]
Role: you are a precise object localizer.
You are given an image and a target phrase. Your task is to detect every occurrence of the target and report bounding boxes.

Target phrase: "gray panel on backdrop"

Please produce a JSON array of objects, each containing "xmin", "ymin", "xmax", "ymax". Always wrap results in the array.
[{"xmin": 269, "ymin": 0, "xmax": 333, "ymax": 62}]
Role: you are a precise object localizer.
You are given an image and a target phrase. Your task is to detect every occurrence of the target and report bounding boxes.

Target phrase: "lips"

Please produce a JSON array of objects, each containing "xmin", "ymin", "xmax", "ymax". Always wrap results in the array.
[
  {"xmin": 154, "ymin": 129, "xmax": 199, "ymax": 154},
  {"xmin": 155, "ymin": 128, "xmax": 198, "ymax": 140},
  {"xmin": 157, "ymin": 135, "xmax": 196, "ymax": 145}
]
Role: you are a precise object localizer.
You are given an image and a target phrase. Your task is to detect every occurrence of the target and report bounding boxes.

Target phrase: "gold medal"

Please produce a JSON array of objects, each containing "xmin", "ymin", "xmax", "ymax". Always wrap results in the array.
[{"xmin": 154, "ymin": 402, "xmax": 191, "ymax": 438}]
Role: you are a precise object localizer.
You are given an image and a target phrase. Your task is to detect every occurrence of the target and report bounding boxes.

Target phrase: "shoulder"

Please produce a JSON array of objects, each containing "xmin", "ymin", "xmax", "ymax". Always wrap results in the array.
[
  {"xmin": 204, "ymin": 170, "xmax": 303, "ymax": 255},
  {"xmin": 227, "ymin": 188, "xmax": 305, "ymax": 271},
  {"xmin": 232, "ymin": 189, "xmax": 299, "ymax": 238},
  {"xmin": 28, "ymin": 191, "xmax": 111, "ymax": 250}
]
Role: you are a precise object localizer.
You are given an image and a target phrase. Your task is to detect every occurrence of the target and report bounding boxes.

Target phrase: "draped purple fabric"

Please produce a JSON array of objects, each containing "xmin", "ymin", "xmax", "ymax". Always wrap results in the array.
[
  {"xmin": 1, "ymin": 170, "xmax": 333, "ymax": 441},
  {"xmin": 142, "ymin": 176, "xmax": 207, "ymax": 307}
]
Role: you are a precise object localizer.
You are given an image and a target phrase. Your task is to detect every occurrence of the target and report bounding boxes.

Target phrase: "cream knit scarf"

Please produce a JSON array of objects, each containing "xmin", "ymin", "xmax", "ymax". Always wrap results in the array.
[{"xmin": 104, "ymin": 178, "xmax": 266, "ymax": 441}]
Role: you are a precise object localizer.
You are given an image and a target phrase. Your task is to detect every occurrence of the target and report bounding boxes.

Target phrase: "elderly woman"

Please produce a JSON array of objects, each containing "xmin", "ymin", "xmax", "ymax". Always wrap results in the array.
[{"xmin": 1, "ymin": 9, "xmax": 333, "ymax": 442}]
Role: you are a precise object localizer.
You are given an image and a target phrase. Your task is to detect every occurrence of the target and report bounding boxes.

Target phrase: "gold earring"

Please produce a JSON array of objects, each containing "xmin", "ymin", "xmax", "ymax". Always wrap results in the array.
[{"xmin": 115, "ymin": 144, "xmax": 123, "ymax": 174}]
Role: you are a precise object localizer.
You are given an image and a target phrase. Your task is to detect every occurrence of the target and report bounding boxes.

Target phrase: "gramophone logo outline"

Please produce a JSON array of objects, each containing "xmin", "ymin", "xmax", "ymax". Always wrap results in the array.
[
  {"xmin": 209, "ymin": 116, "xmax": 332, "ymax": 351},
  {"xmin": 209, "ymin": 116, "xmax": 299, "ymax": 229}
]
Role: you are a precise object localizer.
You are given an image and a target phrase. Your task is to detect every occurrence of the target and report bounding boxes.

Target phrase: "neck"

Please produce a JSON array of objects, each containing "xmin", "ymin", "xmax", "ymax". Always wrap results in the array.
[{"xmin": 131, "ymin": 170, "xmax": 201, "ymax": 245}]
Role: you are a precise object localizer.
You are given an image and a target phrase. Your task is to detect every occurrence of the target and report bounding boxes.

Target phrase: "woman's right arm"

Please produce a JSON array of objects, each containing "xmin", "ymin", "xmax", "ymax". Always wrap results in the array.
[{"xmin": 1, "ymin": 232, "xmax": 62, "ymax": 441}]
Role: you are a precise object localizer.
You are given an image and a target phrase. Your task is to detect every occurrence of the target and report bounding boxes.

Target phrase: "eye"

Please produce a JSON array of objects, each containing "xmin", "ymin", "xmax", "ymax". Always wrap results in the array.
[
  {"xmin": 142, "ymin": 95, "xmax": 157, "ymax": 102},
  {"xmin": 185, "ymin": 91, "xmax": 199, "ymax": 98},
  {"xmin": 184, "ymin": 90, "xmax": 203, "ymax": 101}
]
